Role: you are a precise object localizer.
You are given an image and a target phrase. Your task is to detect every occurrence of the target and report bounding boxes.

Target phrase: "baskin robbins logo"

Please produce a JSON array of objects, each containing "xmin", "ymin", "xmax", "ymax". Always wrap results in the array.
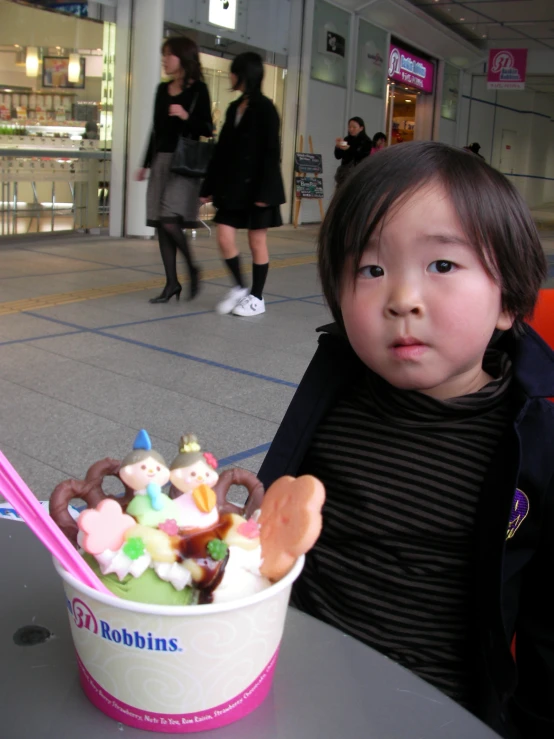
[
  {"xmin": 491, "ymin": 50, "xmax": 520, "ymax": 82},
  {"xmin": 67, "ymin": 597, "xmax": 183, "ymax": 653}
]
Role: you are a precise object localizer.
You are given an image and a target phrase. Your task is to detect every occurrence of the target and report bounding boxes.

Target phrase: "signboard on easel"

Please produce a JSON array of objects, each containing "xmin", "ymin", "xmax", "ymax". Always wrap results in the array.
[{"xmin": 293, "ymin": 135, "xmax": 325, "ymax": 228}]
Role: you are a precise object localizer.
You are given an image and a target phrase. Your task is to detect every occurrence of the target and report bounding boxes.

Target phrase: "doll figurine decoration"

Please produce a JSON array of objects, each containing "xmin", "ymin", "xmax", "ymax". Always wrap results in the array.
[
  {"xmin": 170, "ymin": 434, "xmax": 220, "ymax": 530},
  {"xmin": 120, "ymin": 430, "xmax": 182, "ymax": 527}
]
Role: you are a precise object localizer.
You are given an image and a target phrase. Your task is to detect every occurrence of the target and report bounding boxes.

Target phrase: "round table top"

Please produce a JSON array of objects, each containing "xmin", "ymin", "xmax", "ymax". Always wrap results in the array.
[{"xmin": 0, "ymin": 518, "xmax": 500, "ymax": 738}]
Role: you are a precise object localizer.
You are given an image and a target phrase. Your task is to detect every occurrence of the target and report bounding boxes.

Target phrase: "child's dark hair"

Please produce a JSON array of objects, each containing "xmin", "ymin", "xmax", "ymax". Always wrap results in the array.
[
  {"xmin": 162, "ymin": 36, "xmax": 203, "ymax": 83},
  {"xmin": 373, "ymin": 131, "xmax": 387, "ymax": 145},
  {"xmin": 231, "ymin": 52, "xmax": 264, "ymax": 96},
  {"xmin": 318, "ymin": 141, "xmax": 546, "ymax": 332}
]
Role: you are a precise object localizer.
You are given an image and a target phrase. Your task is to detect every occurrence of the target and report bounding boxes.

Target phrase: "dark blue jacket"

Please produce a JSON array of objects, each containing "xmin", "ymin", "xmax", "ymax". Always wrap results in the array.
[{"xmin": 259, "ymin": 324, "xmax": 554, "ymax": 739}]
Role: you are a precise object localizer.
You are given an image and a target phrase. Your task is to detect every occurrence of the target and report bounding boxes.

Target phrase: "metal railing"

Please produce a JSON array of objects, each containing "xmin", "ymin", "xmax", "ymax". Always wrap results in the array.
[{"xmin": 0, "ymin": 140, "xmax": 111, "ymax": 236}]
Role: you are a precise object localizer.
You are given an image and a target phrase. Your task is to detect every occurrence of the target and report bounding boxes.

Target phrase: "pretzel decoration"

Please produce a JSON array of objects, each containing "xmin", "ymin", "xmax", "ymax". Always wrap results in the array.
[
  {"xmin": 258, "ymin": 475, "xmax": 325, "ymax": 581},
  {"xmin": 49, "ymin": 458, "xmax": 134, "ymax": 547}
]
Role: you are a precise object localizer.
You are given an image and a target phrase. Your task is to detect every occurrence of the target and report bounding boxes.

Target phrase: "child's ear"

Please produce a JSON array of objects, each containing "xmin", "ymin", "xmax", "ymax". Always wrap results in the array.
[{"xmin": 496, "ymin": 310, "xmax": 514, "ymax": 331}]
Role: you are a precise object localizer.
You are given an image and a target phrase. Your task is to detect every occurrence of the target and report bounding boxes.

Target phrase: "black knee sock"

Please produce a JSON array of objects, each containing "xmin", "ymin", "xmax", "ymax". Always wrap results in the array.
[
  {"xmin": 224, "ymin": 255, "xmax": 244, "ymax": 288},
  {"xmin": 157, "ymin": 227, "xmax": 178, "ymax": 287},
  {"xmin": 251, "ymin": 262, "xmax": 269, "ymax": 300},
  {"xmin": 162, "ymin": 222, "xmax": 196, "ymax": 276}
]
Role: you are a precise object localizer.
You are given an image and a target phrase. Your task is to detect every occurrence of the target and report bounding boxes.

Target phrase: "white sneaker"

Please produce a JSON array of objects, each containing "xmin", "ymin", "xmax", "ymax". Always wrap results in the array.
[
  {"xmin": 215, "ymin": 286, "xmax": 249, "ymax": 315},
  {"xmin": 232, "ymin": 294, "xmax": 266, "ymax": 317}
]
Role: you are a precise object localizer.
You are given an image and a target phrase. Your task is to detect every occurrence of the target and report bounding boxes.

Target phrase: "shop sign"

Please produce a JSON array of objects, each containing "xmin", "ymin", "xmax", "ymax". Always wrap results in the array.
[
  {"xmin": 208, "ymin": 0, "xmax": 237, "ymax": 31},
  {"xmin": 355, "ymin": 19, "xmax": 388, "ymax": 98},
  {"xmin": 295, "ymin": 177, "xmax": 324, "ymax": 199},
  {"xmin": 25, "ymin": 1, "xmax": 88, "ymax": 17},
  {"xmin": 388, "ymin": 44, "xmax": 434, "ymax": 94},
  {"xmin": 311, "ymin": 0, "xmax": 350, "ymax": 88},
  {"xmin": 487, "ymin": 49, "xmax": 527, "ymax": 90},
  {"xmin": 294, "ymin": 153, "xmax": 323, "ymax": 174}
]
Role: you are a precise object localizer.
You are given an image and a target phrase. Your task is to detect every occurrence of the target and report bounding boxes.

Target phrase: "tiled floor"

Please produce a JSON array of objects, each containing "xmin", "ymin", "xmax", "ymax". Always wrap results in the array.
[{"xmin": 1, "ymin": 224, "xmax": 553, "ymax": 505}]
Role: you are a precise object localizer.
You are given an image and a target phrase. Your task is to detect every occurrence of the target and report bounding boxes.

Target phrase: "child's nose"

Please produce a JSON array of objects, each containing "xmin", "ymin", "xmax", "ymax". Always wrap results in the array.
[{"xmin": 385, "ymin": 282, "xmax": 423, "ymax": 318}]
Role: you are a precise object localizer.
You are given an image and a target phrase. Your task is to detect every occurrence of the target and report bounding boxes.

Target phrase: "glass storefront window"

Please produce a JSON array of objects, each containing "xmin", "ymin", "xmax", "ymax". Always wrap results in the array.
[{"xmin": 0, "ymin": 0, "xmax": 113, "ymax": 236}]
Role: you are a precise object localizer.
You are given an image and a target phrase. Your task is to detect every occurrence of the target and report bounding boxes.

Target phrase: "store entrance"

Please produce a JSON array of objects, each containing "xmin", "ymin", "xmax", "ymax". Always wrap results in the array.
[{"xmin": 385, "ymin": 83, "xmax": 418, "ymax": 145}]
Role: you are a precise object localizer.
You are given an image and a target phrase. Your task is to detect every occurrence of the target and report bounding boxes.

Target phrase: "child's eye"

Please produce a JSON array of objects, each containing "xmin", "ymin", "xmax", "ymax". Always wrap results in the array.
[
  {"xmin": 358, "ymin": 265, "xmax": 384, "ymax": 279},
  {"xmin": 428, "ymin": 260, "xmax": 456, "ymax": 274}
]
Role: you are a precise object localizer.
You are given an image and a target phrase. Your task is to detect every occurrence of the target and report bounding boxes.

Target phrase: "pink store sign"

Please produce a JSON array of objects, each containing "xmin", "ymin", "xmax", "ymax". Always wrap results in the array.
[
  {"xmin": 487, "ymin": 48, "xmax": 527, "ymax": 90},
  {"xmin": 388, "ymin": 44, "xmax": 434, "ymax": 93}
]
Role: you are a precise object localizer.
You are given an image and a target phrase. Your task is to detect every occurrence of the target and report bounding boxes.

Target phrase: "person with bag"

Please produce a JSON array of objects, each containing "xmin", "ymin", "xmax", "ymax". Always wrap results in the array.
[
  {"xmin": 136, "ymin": 36, "xmax": 212, "ymax": 304},
  {"xmin": 334, "ymin": 117, "xmax": 372, "ymax": 187},
  {"xmin": 200, "ymin": 52, "xmax": 285, "ymax": 317}
]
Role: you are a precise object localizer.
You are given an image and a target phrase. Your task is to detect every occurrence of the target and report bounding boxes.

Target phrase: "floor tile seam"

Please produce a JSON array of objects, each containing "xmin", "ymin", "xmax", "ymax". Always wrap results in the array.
[
  {"xmin": 0, "ymin": 442, "xmax": 82, "ymax": 484},
  {"xmin": 0, "ymin": 255, "xmax": 317, "ymax": 315},
  {"xmin": 0, "ymin": 359, "xmax": 283, "ymax": 437},
  {"xmin": 0, "ymin": 329, "xmax": 84, "ymax": 348},
  {"xmin": 12, "ymin": 318, "xmax": 301, "ymax": 397}
]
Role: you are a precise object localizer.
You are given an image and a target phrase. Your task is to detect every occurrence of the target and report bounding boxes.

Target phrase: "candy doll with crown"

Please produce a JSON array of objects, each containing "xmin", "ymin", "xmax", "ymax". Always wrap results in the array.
[
  {"xmin": 170, "ymin": 434, "xmax": 220, "ymax": 530},
  {"xmin": 120, "ymin": 429, "xmax": 183, "ymax": 527}
]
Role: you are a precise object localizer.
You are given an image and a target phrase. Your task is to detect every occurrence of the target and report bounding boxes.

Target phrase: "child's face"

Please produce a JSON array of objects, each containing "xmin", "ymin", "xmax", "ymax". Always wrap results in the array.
[{"xmin": 340, "ymin": 184, "xmax": 513, "ymax": 400}]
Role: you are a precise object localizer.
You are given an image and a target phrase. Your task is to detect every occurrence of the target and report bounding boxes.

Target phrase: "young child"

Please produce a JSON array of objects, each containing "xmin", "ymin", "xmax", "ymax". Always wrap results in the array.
[{"xmin": 258, "ymin": 141, "xmax": 553, "ymax": 739}]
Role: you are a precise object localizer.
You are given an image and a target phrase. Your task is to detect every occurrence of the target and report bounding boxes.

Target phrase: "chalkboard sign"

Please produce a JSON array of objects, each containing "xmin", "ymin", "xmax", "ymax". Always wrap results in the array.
[
  {"xmin": 295, "ymin": 177, "xmax": 324, "ymax": 199},
  {"xmin": 294, "ymin": 152, "xmax": 323, "ymax": 174}
]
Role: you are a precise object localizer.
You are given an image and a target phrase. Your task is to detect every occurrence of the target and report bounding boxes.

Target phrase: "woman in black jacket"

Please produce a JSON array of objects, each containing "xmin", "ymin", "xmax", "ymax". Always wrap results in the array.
[
  {"xmin": 136, "ymin": 36, "xmax": 212, "ymax": 303},
  {"xmin": 200, "ymin": 52, "xmax": 285, "ymax": 317},
  {"xmin": 334, "ymin": 116, "xmax": 372, "ymax": 187}
]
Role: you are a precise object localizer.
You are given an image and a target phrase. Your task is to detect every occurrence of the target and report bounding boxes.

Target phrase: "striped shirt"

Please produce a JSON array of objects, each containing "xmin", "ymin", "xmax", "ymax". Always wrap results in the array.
[{"xmin": 293, "ymin": 351, "xmax": 512, "ymax": 707}]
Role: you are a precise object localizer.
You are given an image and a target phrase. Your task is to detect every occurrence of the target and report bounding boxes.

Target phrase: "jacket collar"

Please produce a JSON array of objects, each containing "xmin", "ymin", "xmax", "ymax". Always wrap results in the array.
[{"xmin": 317, "ymin": 322, "xmax": 554, "ymax": 400}]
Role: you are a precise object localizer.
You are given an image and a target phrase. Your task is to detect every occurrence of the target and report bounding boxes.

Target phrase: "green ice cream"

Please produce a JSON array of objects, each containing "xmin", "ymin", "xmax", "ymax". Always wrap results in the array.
[{"xmin": 84, "ymin": 554, "xmax": 197, "ymax": 606}]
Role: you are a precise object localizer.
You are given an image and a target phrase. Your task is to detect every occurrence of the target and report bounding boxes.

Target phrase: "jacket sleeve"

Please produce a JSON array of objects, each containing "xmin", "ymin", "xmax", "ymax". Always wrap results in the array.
[
  {"xmin": 142, "ymin": 84, "xmax": 164, "ymax": 168},
  {"xmin": 255, "ymin": 100, "xmax": 285, "ymax": 205},
  {"xmin": 186, "ymin": 82, "xmax": 213, "ymax": 139},
  {"xmin": 510, "ymin": 475, "xmax": 554, "ymax": 738},
  {"xmin": 258, "ymin": 333, "xmax": 359, "ymax": 490},
  {"xmin": 334, "ymin": 146, "xmax": 345, "ymax": 161},
  {"xmin": 199, "ymin": 104, "xmax": 232, "ymax": 198},
  {"xmin": 354, "ymin": 137, "xmax": 372, "ymax": 164}
]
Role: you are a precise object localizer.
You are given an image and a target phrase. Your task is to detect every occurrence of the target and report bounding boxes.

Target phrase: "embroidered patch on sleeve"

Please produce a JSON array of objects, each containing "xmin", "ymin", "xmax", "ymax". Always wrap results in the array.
[{"xmin": 506, "ymin": 489, "xmax": 530, "ymax": 540}]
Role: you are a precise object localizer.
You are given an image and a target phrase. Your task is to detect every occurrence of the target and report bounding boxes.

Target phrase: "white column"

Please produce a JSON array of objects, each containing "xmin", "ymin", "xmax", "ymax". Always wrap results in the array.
[{"xmin": 126, "ymin": 0, "xmax": 164, "ymax": 237}]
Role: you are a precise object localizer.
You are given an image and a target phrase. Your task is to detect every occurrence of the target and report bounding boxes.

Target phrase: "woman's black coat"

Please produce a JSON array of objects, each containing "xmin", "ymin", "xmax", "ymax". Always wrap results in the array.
[{"xmin": 201, "ymin": 92, "xmax": 286, "ymax": 210}]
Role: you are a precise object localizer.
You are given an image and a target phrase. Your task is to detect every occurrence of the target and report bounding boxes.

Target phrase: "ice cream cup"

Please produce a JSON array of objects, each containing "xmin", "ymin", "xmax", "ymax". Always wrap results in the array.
[{"xmin": 53, "ymin": 555, "xmax": 304, "ymax": 733}]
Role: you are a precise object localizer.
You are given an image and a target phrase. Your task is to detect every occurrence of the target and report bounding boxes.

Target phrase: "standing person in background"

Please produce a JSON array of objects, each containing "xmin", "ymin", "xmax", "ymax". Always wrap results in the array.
[
  {"xmin": 200, "ymin": 52, "xmax": 285, "ymax": 318},
  {"xmin": 136, "ymin": 36, "xmax": 213, "ymax": 304},
  {"xmin": 372, "ymin": 131, "xmax": 387, "ymax": 153},
  {"xmin": 334, "ymin": 117, "xmax": 372, "ymax": 187}
]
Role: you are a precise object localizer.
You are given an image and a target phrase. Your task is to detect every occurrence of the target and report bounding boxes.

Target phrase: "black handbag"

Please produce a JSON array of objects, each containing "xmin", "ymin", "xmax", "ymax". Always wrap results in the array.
[{"xmin": 170, "ymin": 94, "xmax": 214, "ymax": 178}]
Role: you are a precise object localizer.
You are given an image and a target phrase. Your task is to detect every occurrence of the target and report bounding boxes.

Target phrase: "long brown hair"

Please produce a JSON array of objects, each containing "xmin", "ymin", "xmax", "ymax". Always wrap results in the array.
[{"xmin": 162, "ymin": 36, "xmax": 203, "ymax": 87}]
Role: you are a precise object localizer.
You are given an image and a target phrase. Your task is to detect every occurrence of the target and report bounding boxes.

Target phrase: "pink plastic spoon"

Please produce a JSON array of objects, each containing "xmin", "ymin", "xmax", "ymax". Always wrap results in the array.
[{"xmin": 0, "ymin": 450, "xmax": 112, "ymax": 595}]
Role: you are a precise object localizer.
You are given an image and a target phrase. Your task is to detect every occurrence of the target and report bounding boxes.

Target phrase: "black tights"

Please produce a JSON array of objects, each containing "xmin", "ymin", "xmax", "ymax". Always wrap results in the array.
[{"xmin": 157, "ymin": 222, "xmax": 197, "ymax": 288}]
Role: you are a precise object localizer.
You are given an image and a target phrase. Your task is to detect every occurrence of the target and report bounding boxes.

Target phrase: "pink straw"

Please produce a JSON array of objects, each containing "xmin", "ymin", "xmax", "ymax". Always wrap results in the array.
[{"xmin": 0, "ymin": 450, "xmax": 112, "ymax": 595}]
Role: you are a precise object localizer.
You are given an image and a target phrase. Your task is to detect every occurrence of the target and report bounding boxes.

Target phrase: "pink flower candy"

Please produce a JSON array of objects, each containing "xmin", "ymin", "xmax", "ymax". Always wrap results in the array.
[
  {"xmin": 203, "ymin": 452, "xmax": 218, "ymax": 470},
  {"xmin": 78, "ymin": 499, "xmax": 136, "ymax": 555},
  {"xmin": 158, "ymin": 519, "xmax": 179, "ymax": 536},
  {"xmin": 237, "ymin": 518, "xmax": 260, "ymax": 539}
]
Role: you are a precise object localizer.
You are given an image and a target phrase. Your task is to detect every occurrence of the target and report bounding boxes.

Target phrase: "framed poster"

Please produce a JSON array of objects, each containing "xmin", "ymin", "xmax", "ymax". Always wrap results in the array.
[
  {"xmin": 311, "ymin": 0, "xmax": 350, "ymax": 88},
  {"xmin": 355, "ymin": 19, "xmax": 387, "ymax": 98},
  {"xmin": 294, "ymin": 153, "xmax": 323, "ymax": 174},
  {"xmin": 441, "ymin": 64, "xmax": 459, "ymax": 121},
  {"xmin": 42, "ymin": 56, "xmax": 86, "ymax": 89}
]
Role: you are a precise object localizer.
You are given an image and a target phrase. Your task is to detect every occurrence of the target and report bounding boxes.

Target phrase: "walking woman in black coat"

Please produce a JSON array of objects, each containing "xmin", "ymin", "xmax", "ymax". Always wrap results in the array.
[
  {"xmin": 136, "ymin": 36, "xmax": 213, "ymax": 303},
  {"xmin": 200, "ymin": 52, "xmax": 285, "ymax": 317}
]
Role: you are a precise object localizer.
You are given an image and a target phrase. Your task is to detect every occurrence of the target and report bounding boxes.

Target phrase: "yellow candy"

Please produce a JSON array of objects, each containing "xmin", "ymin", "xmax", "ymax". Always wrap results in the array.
[
  {"xmin": 125, "ymin": 524, "xmax": 177, "ymax": 563},
  {"xmin": 223, "ymin": 513, "xmax": 260, "ymax": 551},
  {"xmin": 192, "ymin": 484, "xmax": 217, "ymax": 513}
]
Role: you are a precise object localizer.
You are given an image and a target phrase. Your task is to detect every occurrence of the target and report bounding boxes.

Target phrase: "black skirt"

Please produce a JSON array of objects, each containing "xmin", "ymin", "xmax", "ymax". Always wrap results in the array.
[{"xmin": 213, "ymin": 205, "xmax": 282, "ymax": 230}]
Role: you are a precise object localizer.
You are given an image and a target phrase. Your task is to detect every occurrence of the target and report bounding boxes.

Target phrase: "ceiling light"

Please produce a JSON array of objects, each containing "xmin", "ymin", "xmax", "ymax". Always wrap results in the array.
[
  {"xmin": 26, "ymin": 46, "xmax": 39, "ymax": 77},
  {"xmin": 405, "ymin": 99, "xmax": 411, "ymax": 102},
  {"xmin": 459, "ymin": 17, "xmax": 465, "ymax": 21},
  {"xmin": 68, "ymin": 53, "xmax": 81, "ymax": 83}
]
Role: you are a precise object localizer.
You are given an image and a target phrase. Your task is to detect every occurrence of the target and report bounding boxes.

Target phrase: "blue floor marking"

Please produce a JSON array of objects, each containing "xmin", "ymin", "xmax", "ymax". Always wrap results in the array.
[
  {"xmin": 218, "ymin": 443, "xmax": 271, "ymax": 466},
  {"xmin": 21, "ymin": 309, "xmax": 300, "ymax": 389},
  {"xmin": 0, "ymin": 329, "xmax": 83, "ymax": 347}
]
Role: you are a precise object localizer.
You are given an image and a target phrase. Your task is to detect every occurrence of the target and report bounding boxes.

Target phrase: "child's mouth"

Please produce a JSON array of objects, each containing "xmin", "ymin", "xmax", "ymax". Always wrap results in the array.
[{"xmin": 390, "ymin": 337, "xmax": 427, "ymax": 360}]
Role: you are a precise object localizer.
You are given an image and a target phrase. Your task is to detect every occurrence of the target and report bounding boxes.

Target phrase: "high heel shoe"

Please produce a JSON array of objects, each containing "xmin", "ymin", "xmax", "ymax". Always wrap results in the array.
[
  {"xmin": 188, "ymin": 267, "xmax": 202, "ymax": 301},
  {"xmin": 149, "ymin": 284, "xmax": 182, "ymax": 304}
]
